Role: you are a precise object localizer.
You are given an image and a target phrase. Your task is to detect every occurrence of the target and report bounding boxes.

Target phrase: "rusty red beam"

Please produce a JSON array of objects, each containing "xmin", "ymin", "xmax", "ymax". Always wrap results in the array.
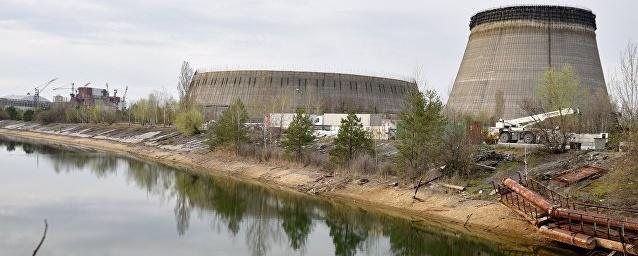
[
  {"xmin": 503, "ymin": 177, "xmax": 638, "ymax": 232},
  {"xmin": 502, "ymin": 178, "xmax": 553, "ymax": 212}
]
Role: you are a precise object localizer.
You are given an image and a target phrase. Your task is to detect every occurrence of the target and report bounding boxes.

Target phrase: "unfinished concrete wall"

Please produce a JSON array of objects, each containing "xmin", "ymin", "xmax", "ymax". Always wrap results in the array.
[
  {"xmin": 447, "ymin": 5, "xmax": 609, "ymax": 120},
  {"xmin": 188, "ymin": 70, "xmax": 417, "ymax": 120}
]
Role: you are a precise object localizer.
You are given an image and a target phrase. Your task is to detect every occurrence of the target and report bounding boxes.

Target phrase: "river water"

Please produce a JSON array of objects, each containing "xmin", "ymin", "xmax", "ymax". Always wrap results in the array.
[{"xmin": 0, "ymin": 137, "xmax": 580, "ymax": 255}]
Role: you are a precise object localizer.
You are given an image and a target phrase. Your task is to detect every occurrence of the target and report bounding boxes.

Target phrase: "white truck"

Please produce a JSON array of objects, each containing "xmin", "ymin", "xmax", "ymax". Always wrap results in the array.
[{"xmin": 490, "ymin": 108, "xmax": 578, "ymax": 144}]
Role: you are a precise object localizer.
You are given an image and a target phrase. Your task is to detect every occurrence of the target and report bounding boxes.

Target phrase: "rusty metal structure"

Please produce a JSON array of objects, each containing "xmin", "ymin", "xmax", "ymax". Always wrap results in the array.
[
  {"xmin": 71, "ymin": 87, "xmax": 122, "ymax": 109},
  {"xmin": 496, "ymin": 175, "xmax": 638, "ymax": 254},
  {"xmin": 447, "ymin": 5, "xmax": 610, "ymax": 119}
]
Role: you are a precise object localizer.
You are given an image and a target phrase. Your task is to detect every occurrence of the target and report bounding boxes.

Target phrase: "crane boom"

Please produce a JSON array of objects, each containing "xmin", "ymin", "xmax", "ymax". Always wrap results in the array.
[
  {"xmin": 499, "ymin": 108, "xmax": 577, "ymax": 129},
  {"xmin": 39, "ymin": 78, "xmax": 58, "ymax": 91},
  {"xmin": 33, "ymin": 78, "xmax": 58, "ymax": 108}
]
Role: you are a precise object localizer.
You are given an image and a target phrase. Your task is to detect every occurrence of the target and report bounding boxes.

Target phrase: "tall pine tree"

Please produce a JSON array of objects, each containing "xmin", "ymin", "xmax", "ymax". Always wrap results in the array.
[
  {"xmin": 282, "ymin": 109, "xmax": 316, "ymax": 159},
  {"xmin": 396, "ymin": 89, "xmax": 446, "ymax": 176},
  {"xmin": 330, "ymin": 113, "xmax": 373, "ymax": 164}
]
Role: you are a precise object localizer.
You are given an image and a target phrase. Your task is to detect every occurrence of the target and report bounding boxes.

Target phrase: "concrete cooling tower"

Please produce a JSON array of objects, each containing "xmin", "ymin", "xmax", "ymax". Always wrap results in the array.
[
  {"xmin": 447, "ymin": 5, "xmax": 609, "ymax": 119},
  {"xmin": 188, "ymin": 70, "xmax": 417, "ymax": 120}
]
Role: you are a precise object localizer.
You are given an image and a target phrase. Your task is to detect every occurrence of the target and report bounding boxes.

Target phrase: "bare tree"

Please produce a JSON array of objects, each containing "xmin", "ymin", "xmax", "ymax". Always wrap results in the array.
[
  {"xmin": 520, "ymin": 65, "xmax": 581, "ymax": 152},
  {"xmin": 577, "ymin": 87, "xmax": 614, "ymax": 133},
  {"xmin": 177, "ymin": 61, "xmax": 194, "ymax": 106},
  {"xmin": 412, "ymin": 64, "xmax": 428, "ymax": 92},
  {"xmin": 612, "ymin": 42, "xmax": 638, "ymax": 130},
  {"xmin": 263, "ymin": 92, "xmax": 293, "ymax": 147}
]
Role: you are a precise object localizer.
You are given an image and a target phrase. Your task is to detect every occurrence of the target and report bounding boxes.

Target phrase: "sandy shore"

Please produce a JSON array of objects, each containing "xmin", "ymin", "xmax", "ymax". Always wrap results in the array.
[{"xmin": 0, "ymin": 128, "xmax": 552, "ymax": 249}]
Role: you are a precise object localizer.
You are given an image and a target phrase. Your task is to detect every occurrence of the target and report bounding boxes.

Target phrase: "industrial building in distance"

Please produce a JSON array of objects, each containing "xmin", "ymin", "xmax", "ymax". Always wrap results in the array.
[
  {"xmin": 447, "ymin": 5, "xmax": 610, "ymax": 119},
  {"xmin": 187, "ymin": 70, "xmax": 417, "ymax": 120},
  {"xmin": 69, "ymin": 86, "xmax": 124, "ymax": 110},
  {"xmin": 0, "ymin": 95, "xmax": 51, "ymax": 110}
]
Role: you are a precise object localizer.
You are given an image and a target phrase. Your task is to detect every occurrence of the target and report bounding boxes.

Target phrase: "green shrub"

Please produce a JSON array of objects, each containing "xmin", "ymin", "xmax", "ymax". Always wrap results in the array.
[
  {"xmin": 206, "ymin": 98, "xmax": 248, "ymax": 151},
  {"xmin": 329, "ymin": 113, "xmax": 373, "ymax": 164},
  {"xmin": 6, "ymin": 106, "xmax": 19, "ymax": 120},
  {"xmin": 175, "ymin": 108, "xmax": 204, "ymax": 135},
  {"xmin": 282, "ymin": 109, "xmax": 315, "ymax": 159},
  {"xmin": 36, "ymin": 105, "xmax": 70, "ymax": 124},
  {"xmin": 395, "ymin": 89, "xmax": 446, "ymax": 176},
  {"xmin": 22, "ymin": 110, "xmax": 34, "ymax": 121},
  {"xmin": 0, "ymin": 108, "xmax": 9, "ymax": 120}
]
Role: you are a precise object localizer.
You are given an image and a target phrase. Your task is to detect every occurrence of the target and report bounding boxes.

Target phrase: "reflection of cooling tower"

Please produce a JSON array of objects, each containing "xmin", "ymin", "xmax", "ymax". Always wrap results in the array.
[{"xmin": 447, "ymin": 6, "xmax": 609, "ymax": 119}]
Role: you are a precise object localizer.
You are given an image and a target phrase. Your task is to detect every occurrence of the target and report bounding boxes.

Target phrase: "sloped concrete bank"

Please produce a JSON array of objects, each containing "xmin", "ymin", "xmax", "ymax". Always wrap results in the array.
[{"xmin": 0, "ymin": 121, "xmax": 562, "ymax": 252}]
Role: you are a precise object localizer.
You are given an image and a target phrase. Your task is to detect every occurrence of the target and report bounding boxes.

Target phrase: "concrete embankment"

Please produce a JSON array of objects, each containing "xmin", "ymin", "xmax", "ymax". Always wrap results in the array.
[{"xmin": 0, "ymin": 121, "xmax": 553, "ymax": 250}]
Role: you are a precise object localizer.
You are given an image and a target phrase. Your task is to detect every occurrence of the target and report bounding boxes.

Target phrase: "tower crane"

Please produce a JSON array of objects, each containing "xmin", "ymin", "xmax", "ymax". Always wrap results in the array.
[{"xmin": 30, "ymin": 78, "xmax": 58, "ymax": 108}]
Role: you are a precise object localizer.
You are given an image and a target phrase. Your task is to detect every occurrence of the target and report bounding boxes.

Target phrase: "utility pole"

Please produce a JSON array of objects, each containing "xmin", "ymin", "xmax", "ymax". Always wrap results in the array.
[
  {"xmin": 236, "ymin": 104, "xmax": 240, "ymax": 154},
  {"xmin": 524, "ymin": 144, "xmax": 528, "ymax": 176}
]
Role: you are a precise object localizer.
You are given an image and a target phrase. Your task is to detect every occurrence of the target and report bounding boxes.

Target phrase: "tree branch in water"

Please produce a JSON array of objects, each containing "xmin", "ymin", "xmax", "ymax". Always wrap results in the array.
[{"xmin": 32, "ymin": 219, "xmax": 48, "ymax": 256}]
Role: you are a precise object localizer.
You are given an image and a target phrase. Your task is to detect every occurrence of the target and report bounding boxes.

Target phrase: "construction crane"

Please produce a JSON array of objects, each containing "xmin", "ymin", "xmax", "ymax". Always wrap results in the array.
[
  {"xmin": 52, "ymin": 83, "xmax": 76, "ymax": 96},
  {"xmin": 122, "ymin": 86, "xmax": 128, "ymax": 102},
  {"xmin": 489, "ymin": 108, "xmax": 578, "ymax": 144},
  {"xmin": 121, "ymin": 86, "xmax": 128, "ymax": 109},
  {"xmin": 30, "ymin": 78, "xmax": 58, "ymax": 108}
]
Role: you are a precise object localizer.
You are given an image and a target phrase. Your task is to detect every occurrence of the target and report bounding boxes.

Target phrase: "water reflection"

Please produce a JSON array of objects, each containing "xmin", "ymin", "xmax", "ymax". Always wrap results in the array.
[{"xmin": 0, "ymin": 138, "xmax": 580, "ymax": 256}]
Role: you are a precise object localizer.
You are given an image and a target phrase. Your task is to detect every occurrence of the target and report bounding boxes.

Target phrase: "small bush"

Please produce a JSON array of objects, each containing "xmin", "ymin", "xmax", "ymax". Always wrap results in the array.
[
  {"xmin": 175, "ymin": 108, "xmax": 203, "ymax": 136},
  {"xmin": 6, "ymin": 106, "xmax": 19, "ymax": 120},
  {"xmin": 101, "ymin": 109, "xmax": 120, "ymax": 124},
  {"xmin": 237, "ymin": 143, "xmax": 257, "ymax": 158},
  {"xmin": 0, "ymin": 108, "xmax": 9, "ymax": 120},
  {"xmin": 348, "ymin": 153, "xmax": 376, "ymax": 174},
  {"xmin": 22, "ymin": 110, "xmax": 34, "ymax": 121},
  {"xmin": 36, "ymin": 105, "xmax": 68, "ymax": 124},
  {"xmin": 206, "ymin": 98, "xmax": 248, "ymax": 151},
  {"xmin": 302, "ymin": 151, "xmax": 332, "ymax": 169},
  {"xmin": 442, "ymin": 122, "xmax": 475, "ymax": 177},
  {"xmin": 237, "ymin": 143, "xmax": 286, "ymax": 163},
  {"xmin": 379, "ymin": 161, "xmax": 396, "ymax": 177}
]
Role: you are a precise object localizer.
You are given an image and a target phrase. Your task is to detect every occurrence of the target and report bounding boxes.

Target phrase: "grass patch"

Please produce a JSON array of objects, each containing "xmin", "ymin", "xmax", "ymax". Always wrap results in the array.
[{"xmin": 579, "ymin": 156, "xmax": 638, "ymax": 207}]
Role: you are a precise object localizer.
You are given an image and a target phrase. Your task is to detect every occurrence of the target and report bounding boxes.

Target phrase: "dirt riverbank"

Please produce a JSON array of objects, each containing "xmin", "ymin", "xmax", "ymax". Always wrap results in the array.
[{"xmin": 0, "ymin": 127, "xmax": 557, "ymax": 251}]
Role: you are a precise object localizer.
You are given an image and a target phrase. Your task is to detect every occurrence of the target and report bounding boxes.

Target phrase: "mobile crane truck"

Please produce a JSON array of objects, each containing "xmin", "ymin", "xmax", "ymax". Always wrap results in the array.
[{"xmin": 489, "ymin": 108, "xmax": 578, "ymax": 144}]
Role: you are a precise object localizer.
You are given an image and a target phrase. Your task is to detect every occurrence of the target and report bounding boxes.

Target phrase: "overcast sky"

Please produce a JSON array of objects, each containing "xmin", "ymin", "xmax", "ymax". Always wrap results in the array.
[{"xmin": 1, "ymin": 0, "xmax": 636, "ymax": 102}]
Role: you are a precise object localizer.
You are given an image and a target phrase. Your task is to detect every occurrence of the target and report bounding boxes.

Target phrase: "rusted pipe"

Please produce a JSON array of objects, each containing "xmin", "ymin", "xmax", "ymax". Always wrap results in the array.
[
  {"xmin": 552, "ymin": 208, "xmax": 638, "ymax": 232},
  {"xmin": 502, "ymin": 178, "xmax": 553, "ymax": 212},
  {"xmin": 594, "ymin": 238, "xmax": 638, "ymax": 255},
  {"xmin": 503, "ymin": 177, "xmax": 638, "ymax": 232},
  {"xmin": 538, "ymin": 226, "xmax": 595, "ymax": 249}
]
